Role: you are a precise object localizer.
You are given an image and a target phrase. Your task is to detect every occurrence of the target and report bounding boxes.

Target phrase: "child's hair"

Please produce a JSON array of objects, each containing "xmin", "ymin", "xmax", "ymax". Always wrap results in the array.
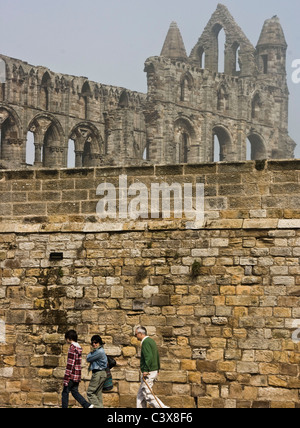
[
  {"xmin": 91, "ymin": 335, "xmax": 105, "ymax": 345},
  {"xmin": 65, "ymin": 330, "xmax": 78, "ymax": 342}
]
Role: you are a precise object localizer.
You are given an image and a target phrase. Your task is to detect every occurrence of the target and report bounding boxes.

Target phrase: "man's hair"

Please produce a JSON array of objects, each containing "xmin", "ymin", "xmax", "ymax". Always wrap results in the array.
[
  {"xmin": 135, "ymin": 326, "xmax": 147, "ymax": 336},
  {"xmin": 65, "ymin": 330, "xmax": 78, "ymax": 342},
  {"xmin": 91, "ymin": 335, "xmax": 105, "ymax": 345}
]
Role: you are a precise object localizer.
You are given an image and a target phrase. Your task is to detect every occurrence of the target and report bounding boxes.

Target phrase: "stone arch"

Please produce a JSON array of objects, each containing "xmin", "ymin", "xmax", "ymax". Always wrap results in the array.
[
  {"xmin": 173, "ymin": 117, "xmax": 196, "ymax": 163},
  {"xmin": 28, "ymin": 114, "xmax": 64, "ymax": 167},
  {"xmin": 212, "ymin": 125, "xmax": 232, "ymax": 162},
  {"xmin": 247, "ymin": 132, "xmax": 267, "ymax": 160},
  {"xmin": 0, "ymin": 106, "xmax": 23, "ymax": 164},
  {"xmin": 69, "ymin": 122, "xmax": 103, "ymax": 167},
  {"xmin": 213, "ymin": 24, "xmax": 226, "ymax": 73}
]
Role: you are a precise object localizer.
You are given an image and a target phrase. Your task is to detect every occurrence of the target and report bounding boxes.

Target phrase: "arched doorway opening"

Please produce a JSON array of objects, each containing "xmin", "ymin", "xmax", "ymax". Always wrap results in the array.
[
  {"xmin": 212, "ymin": 126, "xmax": 232, "ymax": 162},
  {"xmin": 247, "ymin": 133, "xmax": 266, "ymax": 160}
]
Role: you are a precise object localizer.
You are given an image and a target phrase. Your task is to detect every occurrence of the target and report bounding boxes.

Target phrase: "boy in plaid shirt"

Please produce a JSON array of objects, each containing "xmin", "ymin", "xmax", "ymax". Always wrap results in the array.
[{"xmin": 62, "ymin": 330, "xmax": 92, "ymax": 409}]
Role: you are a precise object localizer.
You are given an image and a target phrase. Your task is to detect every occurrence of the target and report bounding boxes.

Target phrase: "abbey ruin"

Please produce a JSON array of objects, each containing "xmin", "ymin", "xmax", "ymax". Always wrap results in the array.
[
  {"xmin": 1, "ymin": 5, "xmax": 300, "ymax": 409},
  {"xmin": 0, "ymin": 4, "xmax": 296, "ymax": 170}
]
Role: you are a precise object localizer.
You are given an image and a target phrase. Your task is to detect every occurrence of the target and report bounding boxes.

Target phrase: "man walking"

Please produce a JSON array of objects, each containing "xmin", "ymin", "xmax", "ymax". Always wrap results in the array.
[
  {"xmin": 62, "ymin": 330, "xmax": 91, "ymax": 409},
  {"xmin": 135, "ymin": 326, "xmax": 169, "ymax": 408}
]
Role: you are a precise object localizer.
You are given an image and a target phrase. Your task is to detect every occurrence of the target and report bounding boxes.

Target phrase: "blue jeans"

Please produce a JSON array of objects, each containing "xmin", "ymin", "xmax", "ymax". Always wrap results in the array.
[{"xmin": 62, "ymin": 380, "xmax": 90, "ymax": 408}]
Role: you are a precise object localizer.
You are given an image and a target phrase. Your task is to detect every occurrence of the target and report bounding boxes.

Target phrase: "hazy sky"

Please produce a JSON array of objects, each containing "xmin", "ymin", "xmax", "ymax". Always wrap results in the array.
[{"xmin": 1, "ymin": 0, "xmax": 300, "ymax": 157}]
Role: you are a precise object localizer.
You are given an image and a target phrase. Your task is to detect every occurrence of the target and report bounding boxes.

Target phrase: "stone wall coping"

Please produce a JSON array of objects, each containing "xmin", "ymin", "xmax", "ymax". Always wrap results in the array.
[{"xmin": 2, "ymin": 218, "xmax": 300, "ymax": 234}]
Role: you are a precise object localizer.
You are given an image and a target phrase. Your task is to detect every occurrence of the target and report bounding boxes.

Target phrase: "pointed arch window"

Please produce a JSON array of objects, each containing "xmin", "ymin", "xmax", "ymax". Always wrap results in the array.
[
  {"xmin": 174, "ymin": 118, "xmax": 195, "ymax": 164},
  {"xmin": 218, "ymin": 28, "xmax": 226, "ymax": 73},
  {"xmin": 212, "ymin": 126, "xmax": 232, "ymax": 162},
  {"xmin": 247, "ymin": 134, "xmax": 266, "ymax": 160},
  {"xmin": 180, "ymin": 73, "xmax": 193, "ymax": 102},
  {"xmin": 41, "ymin": 72, "xmax": 51, "ymax": 111}
]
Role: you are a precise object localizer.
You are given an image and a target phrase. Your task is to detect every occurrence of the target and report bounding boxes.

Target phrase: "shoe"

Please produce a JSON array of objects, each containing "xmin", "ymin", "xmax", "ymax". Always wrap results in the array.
[{"xmin": 89, "ymin": 405, "xmax": 94, "ymax": 408}]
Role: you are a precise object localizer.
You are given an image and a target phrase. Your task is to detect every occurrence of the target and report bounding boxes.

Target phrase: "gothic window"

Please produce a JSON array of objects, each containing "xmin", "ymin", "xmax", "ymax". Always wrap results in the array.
[
  {"xmin": 41, "ymin": 72, "xmax": 51, "ymax": 111},
  {"xmin": 181, "ymin": 133, "xmax": 189, "ymax": 163},
  {"xmin": 212, "ymin": 126, "xmax": 232, "ymax": 162},
  {"xmin": 218, "ymin": 28, "xmax": 226, "ymax": 73},
  {"xmin": 174, "ymin": 118, "xmax": 195, "ymax": 164},
  {"xmin": 69, "ymin": 124, "xmax": 102, "ymax": 168},
  {"xmin": 180, "ymin": 73, "xmax": 193, "ymax": 102},
  {"xmin": 247, "ymin": 134, "xmax": 266, "ymax": 160}
]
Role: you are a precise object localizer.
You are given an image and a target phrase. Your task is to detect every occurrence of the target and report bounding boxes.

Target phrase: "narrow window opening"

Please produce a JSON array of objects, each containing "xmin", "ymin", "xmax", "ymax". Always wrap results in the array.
[
  {"xmin": 26, "ymin": 131, "xmax": 35, "ymax": 165},
  {"xmin": 262, "ymin": 55, "xmax": 268, "ymax": 74},
  {"xmin": 213, "ymin": 135, "xmax": 221, "ymax": 162},
  {"xmin": 67, "ymin": 139, "xmax": 76, "ymax": 168},
  {"xmin": 218, "ymin": 28, "xmax": 226, "ymax": 73}
]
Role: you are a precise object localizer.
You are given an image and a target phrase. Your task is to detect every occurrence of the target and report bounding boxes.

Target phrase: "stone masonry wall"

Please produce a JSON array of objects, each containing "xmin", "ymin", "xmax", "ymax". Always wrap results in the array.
[{"xmin": 2, "ymin": 160, "xmax": 300, "ymax": 407}]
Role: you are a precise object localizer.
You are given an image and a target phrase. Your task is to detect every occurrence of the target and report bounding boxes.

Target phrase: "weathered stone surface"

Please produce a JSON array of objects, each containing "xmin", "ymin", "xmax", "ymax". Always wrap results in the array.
[{"xmin": 0, "ymin": 4, "xmax": 298, "ymax": 409}]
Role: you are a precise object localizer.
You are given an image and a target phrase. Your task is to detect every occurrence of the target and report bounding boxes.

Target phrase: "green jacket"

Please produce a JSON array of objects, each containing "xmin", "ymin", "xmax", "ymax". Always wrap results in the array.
[{"xmin": 140, "ymin": 337, "xmax": 160, "ymax": 373}]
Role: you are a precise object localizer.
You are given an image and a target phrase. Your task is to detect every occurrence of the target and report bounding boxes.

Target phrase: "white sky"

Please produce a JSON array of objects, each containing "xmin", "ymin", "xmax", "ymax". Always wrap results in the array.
[{"xmin": 1, "ymin": 0, "xmax": 300, "ymax": 159}]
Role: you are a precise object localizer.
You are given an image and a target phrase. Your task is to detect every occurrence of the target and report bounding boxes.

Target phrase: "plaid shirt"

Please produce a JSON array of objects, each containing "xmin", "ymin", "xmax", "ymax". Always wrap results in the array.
[{"xmin": 63, "ymin": 343, "xmax": 82, "ymax": 386}]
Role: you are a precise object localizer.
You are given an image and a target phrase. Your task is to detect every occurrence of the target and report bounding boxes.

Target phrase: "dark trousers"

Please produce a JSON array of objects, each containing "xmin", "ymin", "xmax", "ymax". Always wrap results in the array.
[{"xmin": 62, "ymin": 380, "xmax": 90, "ymax": 408}]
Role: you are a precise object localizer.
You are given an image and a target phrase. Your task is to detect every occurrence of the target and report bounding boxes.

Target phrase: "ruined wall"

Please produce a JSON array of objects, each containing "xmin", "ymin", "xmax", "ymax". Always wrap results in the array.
[
  {"xmin": 0, "ymin": 54, "xmax": 147, "ymax": 169},
  {"xmin": 0, "ymin": 5, "xmax": 296, "ymax": 171},
  {"xmin": 1, "ymin": 161, "xmax": 300, "ymax": 408},
  {"xmin": 145, "ymin": 5, "xmax": 295, "ymax": 165}
]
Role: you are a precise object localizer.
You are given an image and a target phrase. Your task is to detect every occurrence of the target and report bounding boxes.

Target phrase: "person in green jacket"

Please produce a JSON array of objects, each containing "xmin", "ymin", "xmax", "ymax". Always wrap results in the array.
[{"xmin": 135, "ymin": 326, "xmax": 169, "ymax": 408}]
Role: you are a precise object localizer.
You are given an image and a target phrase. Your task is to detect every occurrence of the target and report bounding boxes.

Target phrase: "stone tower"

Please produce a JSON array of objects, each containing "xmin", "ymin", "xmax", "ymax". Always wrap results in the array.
[{"xmin": 0, "ymin": 4, "xmax": 295, "ymax": 170}]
